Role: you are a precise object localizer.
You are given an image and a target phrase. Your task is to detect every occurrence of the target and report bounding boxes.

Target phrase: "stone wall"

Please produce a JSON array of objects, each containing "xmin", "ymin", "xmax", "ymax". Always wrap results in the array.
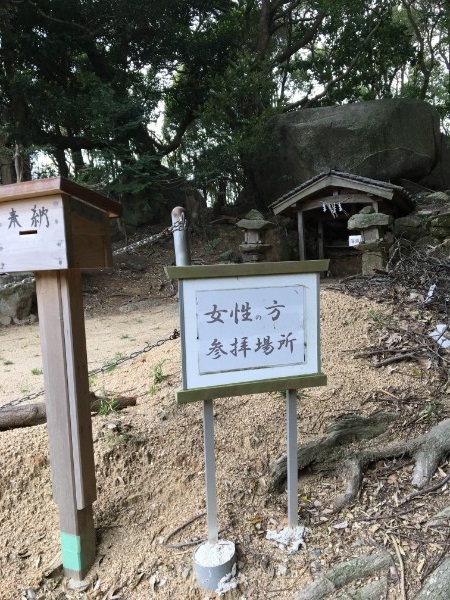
[
  {"xmin": 348, "ymin": 190, "xmax": 450, "ymax": 274},
  {"xmin": 393, "ymin": 191, "xmax": 450, "ymax": 257},
  {"xmin": 0, "ymin": 274, "xmax": 36, "ymax": 326}
]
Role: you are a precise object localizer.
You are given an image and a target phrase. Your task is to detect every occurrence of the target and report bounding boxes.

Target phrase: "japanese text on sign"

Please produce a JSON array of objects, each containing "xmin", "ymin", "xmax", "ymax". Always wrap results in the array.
[
  {"xmin": 196, "ymin": 286, "xmax": 305, "ymax": 375},
  {"xmin": 6, "ymin": 205, "xmax": 51, "ymax": 229}
]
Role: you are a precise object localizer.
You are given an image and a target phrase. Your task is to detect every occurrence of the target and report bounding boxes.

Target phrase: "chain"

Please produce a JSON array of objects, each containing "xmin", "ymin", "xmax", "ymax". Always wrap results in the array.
[
  {"xmin": 89, "ymin": 329, "xmax": 179, "ymax": 376},
  {"xmin": 112, "ymin": 218, "xmax": 186, "ymax": 255},
  {"xmin": 113, "ymin": 226, "xmax": 173, "ymax": 255},
  {"xmin": 1, "ymin": 329, "xmax": 179, "ymax": 409},
  {"xmin": 1, "ymin": 217, "xmax": 187, "ymax": 409}
]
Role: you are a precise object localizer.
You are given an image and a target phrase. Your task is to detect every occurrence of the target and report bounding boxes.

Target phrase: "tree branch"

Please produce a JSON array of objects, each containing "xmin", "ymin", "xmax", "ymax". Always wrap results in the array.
[
  {"xmin": 272, "ymin": 10, "xmax": 326, "ymax": 66},
  {"xmin": 283, "ymin": 16, "xmax": 384, "ymax": 111}
]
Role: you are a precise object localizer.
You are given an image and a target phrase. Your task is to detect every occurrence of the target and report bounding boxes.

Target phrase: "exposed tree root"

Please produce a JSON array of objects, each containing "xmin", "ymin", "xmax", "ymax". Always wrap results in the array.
[
  {"xmin": 292, "ymin": 552, "xmax": 392, "ymax": 600},
  {"xmin": 415, "ymin": 557, "xmax": 450, "ymax": 599},
  {"xmin": 269, "ymin": 414, "xmax": 450, "ymax": 509}
]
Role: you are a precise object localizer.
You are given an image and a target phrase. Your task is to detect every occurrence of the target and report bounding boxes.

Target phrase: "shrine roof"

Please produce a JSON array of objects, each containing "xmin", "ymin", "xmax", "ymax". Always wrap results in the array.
[{"xmin": 269, "ymin": 170, "xmax": 413, "ymax": 215}]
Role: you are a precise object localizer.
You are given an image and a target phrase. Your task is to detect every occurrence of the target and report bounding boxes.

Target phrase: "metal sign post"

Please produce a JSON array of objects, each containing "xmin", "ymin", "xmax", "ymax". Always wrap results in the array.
[
  {"xmin": 170, "ymin": 208, "xmax": 328, "ymax": 590},
  {"xmin": 287, "ymin": 389, "xmax": 299, "ymax": 528},
  {"xmin": 171, "ymin": 207, "xmax": 233, "ymax": 589}
]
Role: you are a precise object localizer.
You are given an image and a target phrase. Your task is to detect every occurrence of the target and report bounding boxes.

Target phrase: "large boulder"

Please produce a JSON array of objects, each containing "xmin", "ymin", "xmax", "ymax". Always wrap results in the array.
[
  {"xmin": 255, "ymin": 98, "xmax": 444, "ymax": 207},
  {"xmin": 419, "ymin": 134, "xmax": 450, "ymax": 190}
]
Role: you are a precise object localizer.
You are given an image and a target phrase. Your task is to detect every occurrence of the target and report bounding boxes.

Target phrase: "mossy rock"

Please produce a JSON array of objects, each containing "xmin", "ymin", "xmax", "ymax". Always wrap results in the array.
[
  {"xmin": 393, "ymin": 225, "xmax": 423, "ymax": 241},
  {"xmin": 431, "ymin": 213, "xmax": 450, "ymax": 228},
  {"xmin": 429, "ymin": 226, "xmax": 450, "ymax": 239},
  {"xmin": 348, "ymin": 213, "xmax": 392, "ymax": 230},
  {"xmin": 394, "ymin": 215, "xmax": 424, "ymax": 228}
]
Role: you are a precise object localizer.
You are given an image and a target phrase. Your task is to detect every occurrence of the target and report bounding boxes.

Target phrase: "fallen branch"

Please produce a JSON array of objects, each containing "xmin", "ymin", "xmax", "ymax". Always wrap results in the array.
[
  {"xmin": 390, "ymin": 535, "xmax": 406, "ymax": 600},
  {"xmin": 399, "ymin": 472, "xmax": 450, "ymax": 506},
  {"xmin": 162, "ymin": 512, "xmax": 206, "ymax": 549},
  {"xmin": 353, "ymin": 347, "xmax": 415, "ymax": 358},
  {"xmin": 0, "ymin": 394, "xmax": 136, "ymax": 431},
  {"xmin": 373, "ymin": 352, "xmax": 417, "ymax": 367}
]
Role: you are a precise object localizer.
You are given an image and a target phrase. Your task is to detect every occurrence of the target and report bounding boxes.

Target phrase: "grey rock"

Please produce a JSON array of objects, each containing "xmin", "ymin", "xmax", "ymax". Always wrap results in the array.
[
  {"xmin": 394, "ymin": 215, "xmax": 424, "ymax": 228},
  {"xmin": 394, "ymin": 225, "xmax": 424, "ymax": 241},
  {"xmin": 425, "ymin": 191, "xmax": 450, "ymax": 204},
  {"xmin": 0, "ymin": 275, "xmax": 36, "ymax": 322},
  {"xmin": 429, "ymin": 226, "xmax": 450, "ymax": 239},
  {"xmin": 218, "ymin": 250, "xmax": 242, "ymax": 263},
  {"xmin": 13, "ymin": 314, "xmax": 37, "ymax": 325},
  {"xmin": 431, "ymin": 213, "xmax": 450, "ymax": 228},
  {"xmin": 419, "ymin": 134, "xmax": 450, "ymax": 190},
  {"xmin": 359, "ymin": 205, "xmax": 375, "ymax": 214},
  {"xmin": 254, "ymin": 98, "xmax": 442, "ymax": 206},
  {"xmin": 348, "ymin": 213, "xmax": 392, "ymax": 230},
  {"xmin": 119, "ymin": 299, "xmax": 160, "ymax": 313},
  {"xmin": 416, "ymin": 209, "xmax": 438, "ymax": 217}
]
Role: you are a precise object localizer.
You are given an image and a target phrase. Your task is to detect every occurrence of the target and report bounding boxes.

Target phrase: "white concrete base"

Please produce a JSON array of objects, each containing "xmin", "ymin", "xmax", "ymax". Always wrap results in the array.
[{"xmin": 193, "ymin": 539, "xmax": 236, "ymax": 592}]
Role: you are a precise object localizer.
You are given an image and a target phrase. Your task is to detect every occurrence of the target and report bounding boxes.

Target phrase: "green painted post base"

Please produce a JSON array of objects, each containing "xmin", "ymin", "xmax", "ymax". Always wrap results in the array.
[{"xmin": 60, "ymin": 529, "xmax": 96, "ymax": 580}]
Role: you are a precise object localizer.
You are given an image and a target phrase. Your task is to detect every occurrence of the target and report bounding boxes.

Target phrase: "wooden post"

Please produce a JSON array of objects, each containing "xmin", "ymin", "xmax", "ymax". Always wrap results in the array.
[
  {"xmin": 297, "ymin": 209, "xmax": 306, "ymax": 261},
  {"xmin": 35, "ymin": 270, "xmax": 96, "ymax": 580},
  {"xmin": 0, "ymin": 178, "xmax": 122, "ymax": 582},
  {"xmin": 318, "ymin": 219, "xmax": 324, "ymax": 260}
]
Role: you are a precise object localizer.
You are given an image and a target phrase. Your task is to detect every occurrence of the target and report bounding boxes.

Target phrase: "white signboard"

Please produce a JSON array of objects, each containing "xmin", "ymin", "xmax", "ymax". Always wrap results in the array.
[
  {"xmin": 197, "ymin": 285, "xmax": 305, "ymax": 374},
  {"xmin": 0, "ymin": 197, "xmax": 68, "ymax": 271},
  {"xmin": 180, "ymin": 272, "xmax": 320, "ymax": 390},
  {"xmin": 349, "ymin": 235, "xmax": 362, "ymax": 247}
]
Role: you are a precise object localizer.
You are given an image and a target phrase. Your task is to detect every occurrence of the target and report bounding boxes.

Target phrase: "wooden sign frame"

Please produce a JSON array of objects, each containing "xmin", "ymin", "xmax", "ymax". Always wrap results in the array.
[{"xmin": 167, "ymin": 260, "xmax": 328, "ymax": 403}]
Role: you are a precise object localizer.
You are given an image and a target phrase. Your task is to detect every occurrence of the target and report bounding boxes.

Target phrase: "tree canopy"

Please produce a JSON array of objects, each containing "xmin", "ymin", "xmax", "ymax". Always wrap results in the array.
[{"xmin": 0, "ymin": 0, "xmax": 449, "ymax": 213}]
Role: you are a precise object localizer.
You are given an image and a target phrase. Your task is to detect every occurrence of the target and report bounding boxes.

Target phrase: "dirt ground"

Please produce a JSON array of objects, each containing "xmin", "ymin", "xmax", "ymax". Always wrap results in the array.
[{"xmin": 1, "ymin": 228, "xmax": 450, "ymax": 600}]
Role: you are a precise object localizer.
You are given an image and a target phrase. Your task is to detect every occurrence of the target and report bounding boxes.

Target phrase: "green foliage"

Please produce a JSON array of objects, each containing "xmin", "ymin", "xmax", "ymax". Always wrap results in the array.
[
  {"xmin": 103, "ymin": 352, "xmax": 125, "ymax": 373},
  {"xmin": 417, "ymin": 400, "xmax": 442, "ymax": 423},
  {"xmin": 30, "ymin": 368, "xmax": 43, "ymax": 376},
  {"xmin": 149, "ymin": 360, "xmax": 168, "ymax": 394},
  {"xmin": 153, "ymin": 360, "xmax": 167, "ymax": 385},
  {"xmin": 98, "ymin": 396, "xmax": 120, "ymax": 416},
  {"xmin": 1, "ymin": 0, "xmax": 448, "ymax": 209},
  {"xmin": 206, "ymin": 237, "xmax": 222, "ymax": 252},
  {"xmin": 367, "ymin": 308, "xmax": 393, "ymax": 330}
]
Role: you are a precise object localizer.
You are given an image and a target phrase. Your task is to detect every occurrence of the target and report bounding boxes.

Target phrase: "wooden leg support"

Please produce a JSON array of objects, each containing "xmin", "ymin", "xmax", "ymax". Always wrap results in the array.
[
  {"xmin": 36, "ymin": 270, "xmax": 97, "ymax": 580},
  {"xmin": 60, "ymin": 507, "xmax": 96, "ymax": 579}
]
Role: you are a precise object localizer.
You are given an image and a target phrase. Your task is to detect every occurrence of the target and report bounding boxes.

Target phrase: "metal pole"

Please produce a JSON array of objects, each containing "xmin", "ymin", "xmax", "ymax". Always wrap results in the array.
[
  {"xmin": 171, "ymin": 206, "xmax": 191, "ymax": 266},
  {"xmin": 286, "ymin": 389, "xmax": 299, "ymax": 528},
  {"xmin": 203, "ymin": 399, "xmax": 219, "ymax": 544},
  {"xmin": 171, "ymin": 206, "xmax": 218, "ymax": 544}
]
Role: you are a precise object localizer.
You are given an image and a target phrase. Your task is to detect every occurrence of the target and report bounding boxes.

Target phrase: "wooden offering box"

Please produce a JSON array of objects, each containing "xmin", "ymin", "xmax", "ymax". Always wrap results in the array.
[{"xmin": 0, "ymin": 177, "xmax": 122, "ymax": 272}]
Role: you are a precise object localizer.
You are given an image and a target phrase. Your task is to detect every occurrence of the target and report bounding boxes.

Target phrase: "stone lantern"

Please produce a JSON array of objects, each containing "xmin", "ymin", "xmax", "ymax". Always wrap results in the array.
[
  {"xmin": 236, "ymin": 209, "xmax": 275, "ymax": 262},
  {"xmin": 347, "ymin": 206, "xmax": 393, "ymax": 274}
]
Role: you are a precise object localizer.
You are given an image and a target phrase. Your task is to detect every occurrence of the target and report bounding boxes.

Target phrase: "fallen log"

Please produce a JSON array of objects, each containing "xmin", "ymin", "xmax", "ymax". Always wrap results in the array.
[{"xmin": 0, "ymin": 394, "xmax": 136, "ymax": 431}]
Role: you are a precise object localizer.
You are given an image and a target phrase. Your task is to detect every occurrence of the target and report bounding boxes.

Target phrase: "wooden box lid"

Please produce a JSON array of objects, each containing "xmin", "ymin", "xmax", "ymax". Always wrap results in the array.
[{"xmin": 0, "ymin": 177, "xmax": 122, "ymax": 217}]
